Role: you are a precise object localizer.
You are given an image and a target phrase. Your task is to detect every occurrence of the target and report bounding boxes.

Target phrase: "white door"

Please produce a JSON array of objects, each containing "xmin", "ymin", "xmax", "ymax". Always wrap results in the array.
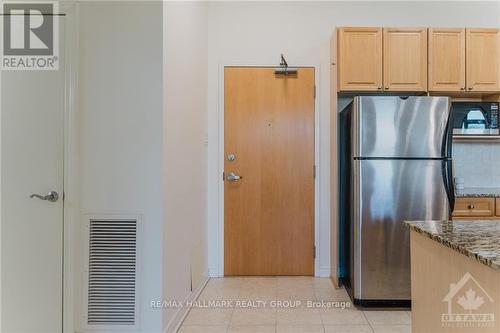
[{"xmin": 1, "ymin": 18, "xmax": 65, "ymax": 333}]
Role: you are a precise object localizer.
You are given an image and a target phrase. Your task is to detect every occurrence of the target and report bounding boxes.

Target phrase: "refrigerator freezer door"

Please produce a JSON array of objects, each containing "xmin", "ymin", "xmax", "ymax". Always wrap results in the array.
[
  {"xmin": 353, "ymin": 96, "xmax": 451, "ymax": 158},
  {"xmin": 352, "ymin": 159, "xmax": 449, "ymax": 300}
]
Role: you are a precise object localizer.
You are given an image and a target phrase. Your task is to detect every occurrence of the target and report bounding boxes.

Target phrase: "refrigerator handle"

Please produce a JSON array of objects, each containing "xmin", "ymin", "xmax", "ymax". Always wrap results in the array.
[
  {"xmin": 442, "ymin": 160, "xmax": 455, "ymax": 215},
  {"xmin": 442, "ymin": 107, "xmax": 453, "ymax": 158},
  {"xmin": 442, "ymin": 106, "xmax": 455, "ymax": 216},
  {"xmin": 447, "ymin": 160, "xmax": 455, "ymax": 212}
]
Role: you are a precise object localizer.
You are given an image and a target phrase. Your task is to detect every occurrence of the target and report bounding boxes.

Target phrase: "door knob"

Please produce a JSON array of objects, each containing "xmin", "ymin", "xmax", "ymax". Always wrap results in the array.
[
  {"xmin": 226, "ymin": 172, "xmax": 242, "ymax": 182},
  {"xmin": 30, "ymin": 191, "xmax": 59, "ymax": 202}
]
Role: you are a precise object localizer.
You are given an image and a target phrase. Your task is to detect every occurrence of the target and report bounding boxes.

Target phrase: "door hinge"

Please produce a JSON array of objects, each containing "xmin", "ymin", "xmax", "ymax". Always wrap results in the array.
[
  {"xmin": 222, "ymin": 171, "xmax": 225, "ymax": 181},
  {"xmin": 313, "ymin": 245, "xmax": 316, "ymax": 259},
  {"xmin": 314, "ymin": 85, "xmax": 316, "ymax": 99},
  {"xmin": 313, "ymin": 165, "xmax": 316, "ymax": 179}
]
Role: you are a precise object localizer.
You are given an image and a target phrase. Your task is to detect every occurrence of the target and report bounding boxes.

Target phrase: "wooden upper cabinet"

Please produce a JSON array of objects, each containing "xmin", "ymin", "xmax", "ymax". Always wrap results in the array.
[
  {"xmin": 336, "ymin": 26, "xmax": 500, "ymax": 93},
  {"xmin": 338, "ymin": 27, "xmax": 382, "ymax": 91},
  {"xmin": 428, "ymin": 28, "xmax": 465, "ymax": 91},
  {"xmin": 383, "ymin": 28, "xmax": 428, "ymax": 91},
  {"xmin": 466, "ymin": 28, "xmax": 500, "ymax": 92}
]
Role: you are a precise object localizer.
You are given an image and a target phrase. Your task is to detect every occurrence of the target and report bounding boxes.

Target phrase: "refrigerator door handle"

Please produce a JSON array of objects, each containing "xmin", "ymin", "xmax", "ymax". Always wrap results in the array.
[
  {"xmin": 442, "ymin": 160, "xmax": 455, "ymax": 214},
  {"xmin": 441, "ymin": 100, "xmax": 454, "ymax": 158},
  {"xmin": 441, "ymin": 107, "xmax": 455, "ymax": 216},
  {"xmin": 447, "ymin": 160, "xmax": 455, "ymax": 213}
]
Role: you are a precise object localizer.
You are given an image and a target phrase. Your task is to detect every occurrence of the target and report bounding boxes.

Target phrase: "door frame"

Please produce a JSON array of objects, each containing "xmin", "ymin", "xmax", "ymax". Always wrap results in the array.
[
  {"xmin": 0, "ymin": 2, "xmax": 78, "ymax": 332},
  {"xmin": 61, "ymin": 2, "xmax": 78, "ymax": 333},
  {"xmin": 212, "ymin": 64, "xmax": 323, "ymax": 277}
]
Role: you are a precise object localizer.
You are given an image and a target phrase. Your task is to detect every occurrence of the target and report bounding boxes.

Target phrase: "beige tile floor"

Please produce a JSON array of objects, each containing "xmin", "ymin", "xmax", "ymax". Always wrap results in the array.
[{"xmin": 178, "ymin": 277, "xmax": 411, "ymax": 333}]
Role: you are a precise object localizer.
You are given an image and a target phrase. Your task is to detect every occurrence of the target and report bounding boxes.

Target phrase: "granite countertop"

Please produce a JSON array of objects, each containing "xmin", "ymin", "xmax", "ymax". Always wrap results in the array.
[
  {"xmin": 455, "ymin": 187, "xmax": 500, "ymax": 198},
  {"xmin": 404, "ymin": 220, "xmax": 500, "ymax": 271}
]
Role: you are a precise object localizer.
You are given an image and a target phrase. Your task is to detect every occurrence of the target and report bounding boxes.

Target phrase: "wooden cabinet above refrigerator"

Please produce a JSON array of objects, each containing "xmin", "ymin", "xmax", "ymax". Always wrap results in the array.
[{"xmin": 337, "ymin": 26, "xmax": 500, "ymax": 93}]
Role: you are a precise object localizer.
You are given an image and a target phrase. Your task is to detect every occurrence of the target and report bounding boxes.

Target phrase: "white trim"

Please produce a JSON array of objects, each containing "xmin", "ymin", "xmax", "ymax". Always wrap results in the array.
[
  {"xmin": 164, "ymin": 273, "xmax": 210, "ymax": 333},
  {"xmin": 61, "ymin": 2, "xmax": 78, "ymax": 333},
  {"xmin": 0, "ymin": 24, "xmax": 3, "ymax": 333},
  {"xmin": 318, "ymin": 266, "xmax": 332, "ymax": 278},
  {"xmin": 81, "ymin": 213, "xmax": 143, "ymax": 332},
  {"xmin": 216, "ymin": 65, "xmax": 224, "ymax": 277},
  {"xmin": 211, "ymin": 63, "xmax": 324, "ymax": 277},
  {"xmin": 313, "ymin": 65, "xmax": 322, "ymax": 277}
]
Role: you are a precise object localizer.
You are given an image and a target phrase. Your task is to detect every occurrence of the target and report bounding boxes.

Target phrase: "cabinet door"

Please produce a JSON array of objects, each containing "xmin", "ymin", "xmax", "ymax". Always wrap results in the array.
[
  {"xmin": 428, "ymin": 28, "xmax": 465, "ymax": 92},
  {"xmin": 383, "ymin": 28, "xmax": 428, "ymax": 91},
  {"xmin": 338, "ymin": 27, "xmax": 382, "ymax": 91},
  {"xmin": 466, "ymin": 28, "xmax": 500, "ymax": 92}
]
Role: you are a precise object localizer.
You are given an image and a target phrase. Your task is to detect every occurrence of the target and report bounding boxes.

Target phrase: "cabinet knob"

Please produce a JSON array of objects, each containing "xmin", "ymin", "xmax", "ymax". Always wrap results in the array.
[
  {"xmin": 460, "ymin": 87, "xmax": 465, "ymax": 90},
  {"xmin": 377, "ymin": 87, "xmax": 382, "ymax": 90},
  {"xmin": 468, "ymin": 87, "xmax": 473, "ymax": 91},
  {"xmin": 385, "ymin": 86, "xmax": 389, "ymax": 90},
  {"xmin": 468, "ymin": 204, "xmax": 475, "ymax": 209}
]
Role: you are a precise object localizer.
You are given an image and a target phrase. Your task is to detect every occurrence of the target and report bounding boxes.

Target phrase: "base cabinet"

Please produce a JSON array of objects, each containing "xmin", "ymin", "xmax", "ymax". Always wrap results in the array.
[{"xmin": 453, "ymin": 197, "xmax": 495, "ymax": 219}]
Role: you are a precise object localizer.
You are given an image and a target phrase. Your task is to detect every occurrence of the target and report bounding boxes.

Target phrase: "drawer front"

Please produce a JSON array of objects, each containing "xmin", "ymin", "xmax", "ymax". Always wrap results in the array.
[{"xmin": 453, "ymin": 197, "xmax": 495, "ymax": 217}]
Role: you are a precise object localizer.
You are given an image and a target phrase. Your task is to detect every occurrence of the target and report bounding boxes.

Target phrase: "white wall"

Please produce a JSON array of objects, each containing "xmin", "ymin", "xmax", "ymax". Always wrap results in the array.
[
  {"xmin": 164, "ymin": 1, "xmax": 209, "ymax": 332},
  {"xmin": 207, "ymin": 1, "xmax": 500, "ymax": 277},
  {"xmin": 76, "ymin": 2, "xmax": 163, "ymax": 332}
]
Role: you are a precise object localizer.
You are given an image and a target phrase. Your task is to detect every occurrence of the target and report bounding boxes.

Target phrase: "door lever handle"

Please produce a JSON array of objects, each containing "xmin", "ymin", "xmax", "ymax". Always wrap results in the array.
[
  {"xmin": 30, "ymin": 191, "xmax": 59, "ymax": 202},
  {"xmin": 226, "ymin": 172, "xmax": 242, "ymax": 182}
]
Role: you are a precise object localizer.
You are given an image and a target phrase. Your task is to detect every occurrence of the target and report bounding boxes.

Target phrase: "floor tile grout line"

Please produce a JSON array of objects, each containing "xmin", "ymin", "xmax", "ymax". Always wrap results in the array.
[
  {"xmin": 317, "ymin": 294, "xmax": 326, "ymax": 332},
  {"xmin": 225, "ymin": 284, "xmax": 241, "ymax": 331},
  {"xmin": 360, "ymin": 310, "xmax": 377, "ymax": 332}
]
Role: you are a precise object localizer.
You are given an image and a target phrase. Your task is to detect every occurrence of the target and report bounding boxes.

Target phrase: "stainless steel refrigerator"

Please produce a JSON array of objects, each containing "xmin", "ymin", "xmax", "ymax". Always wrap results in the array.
[{"xmin": 339, "ymin": 96, "xmax": 454, "ymax": 307}]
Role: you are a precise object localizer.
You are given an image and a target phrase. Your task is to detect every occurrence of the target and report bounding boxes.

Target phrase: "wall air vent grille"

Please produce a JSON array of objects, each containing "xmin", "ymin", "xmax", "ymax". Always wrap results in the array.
[{"xmin": 87, "ymin": 219, "xmax": 138, "ymax": 326}]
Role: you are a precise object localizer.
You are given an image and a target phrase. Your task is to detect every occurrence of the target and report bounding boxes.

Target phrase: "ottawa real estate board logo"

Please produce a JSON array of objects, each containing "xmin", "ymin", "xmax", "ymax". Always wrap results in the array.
[
  {"xmin": 441, "ymin": 272, "xmax": 495, "ymax": 328},
  {"xmin": 1, "ymin": 1, "xmax": 59, "ymax": 70}
]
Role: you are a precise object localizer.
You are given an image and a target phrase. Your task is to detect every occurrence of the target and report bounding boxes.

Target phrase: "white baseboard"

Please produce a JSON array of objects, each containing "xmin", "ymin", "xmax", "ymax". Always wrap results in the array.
[
  {"xmin": 208, "ymin": 267, "xmax": 221, "ymax": 278},
  {"xmin": 164, "ymin": 271, "xmax": 210, "ymax": 333},
  {"xmin": 317, "ymin": 266, "xmax": 331, "ymax": 278}
]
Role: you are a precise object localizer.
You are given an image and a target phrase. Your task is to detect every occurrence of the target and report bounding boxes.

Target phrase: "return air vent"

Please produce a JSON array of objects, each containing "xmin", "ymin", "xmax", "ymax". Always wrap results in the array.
[{"xmin": 86, "ymin": 219, "xmax": 138, "ymax": 328}]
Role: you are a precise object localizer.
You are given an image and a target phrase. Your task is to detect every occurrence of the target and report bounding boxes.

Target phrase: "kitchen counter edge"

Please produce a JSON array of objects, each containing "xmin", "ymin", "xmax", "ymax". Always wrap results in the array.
[{"xmin": 403, "ymin": 220, "xmax": 500, "ymax": 271}]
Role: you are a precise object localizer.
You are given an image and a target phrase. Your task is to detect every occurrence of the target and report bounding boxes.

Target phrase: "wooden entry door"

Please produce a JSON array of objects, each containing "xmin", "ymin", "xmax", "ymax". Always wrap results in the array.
[{"xmin": 224, "ymin": 67, "xmax": 315, "ymax": 276}]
